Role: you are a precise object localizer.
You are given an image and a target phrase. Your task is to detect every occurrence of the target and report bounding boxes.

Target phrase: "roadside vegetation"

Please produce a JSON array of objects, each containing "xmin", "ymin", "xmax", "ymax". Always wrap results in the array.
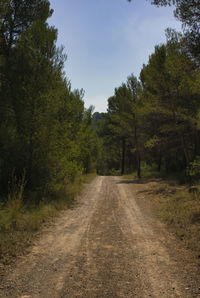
[
  {"xmin": 159, "ymin": 187, "xmax": 200, "ymax": 253},
  {"xmin": 0, "ymin": 173, "xmax": 96, "ymax": 264},
  {"xmin": 148, "ymin": 180, "xmax": 200, "ymax": 255}
]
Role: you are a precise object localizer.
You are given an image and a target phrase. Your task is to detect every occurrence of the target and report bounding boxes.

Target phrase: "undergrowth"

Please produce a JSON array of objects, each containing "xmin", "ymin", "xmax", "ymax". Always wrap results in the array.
[
  {"xmin": 123, "ymin": 163, "xmax": 186, "ymax": 183},
  {"xmin": 0, "ymin": 173, "xmax": 96, "ymax": 264}
]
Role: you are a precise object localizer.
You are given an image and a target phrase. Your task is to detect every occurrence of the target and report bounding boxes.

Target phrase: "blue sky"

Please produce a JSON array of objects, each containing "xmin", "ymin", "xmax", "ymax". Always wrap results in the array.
[{"xmin": 48, "ymin": 0, "xmax": 181, "ymax": 112}]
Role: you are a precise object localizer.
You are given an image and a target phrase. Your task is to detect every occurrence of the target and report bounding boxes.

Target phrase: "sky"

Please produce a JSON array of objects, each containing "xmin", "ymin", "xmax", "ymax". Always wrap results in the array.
[{"xmin": 48, "ymin": 0, "xmax": 182, "ymax": 113}]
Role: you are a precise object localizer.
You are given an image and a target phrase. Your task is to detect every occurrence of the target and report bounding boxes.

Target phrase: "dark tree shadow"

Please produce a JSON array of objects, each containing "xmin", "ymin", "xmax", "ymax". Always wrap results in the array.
[{"xmin": 116, "ymin": 178, "xmax": 162, "ymax": 185}]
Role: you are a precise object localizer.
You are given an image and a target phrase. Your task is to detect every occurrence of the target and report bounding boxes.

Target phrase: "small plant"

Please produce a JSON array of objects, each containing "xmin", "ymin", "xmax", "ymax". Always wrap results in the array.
[
  {"xmin": 6, "ymin": 170, "xmax": 26, "ymax": 228},
  {"xmin": 187, "ymin": 156, "xmax": 200, "ymax": 180},
  {"xmin": 108, "ymin": 168, "xmax": 121, "ymax": 176}
]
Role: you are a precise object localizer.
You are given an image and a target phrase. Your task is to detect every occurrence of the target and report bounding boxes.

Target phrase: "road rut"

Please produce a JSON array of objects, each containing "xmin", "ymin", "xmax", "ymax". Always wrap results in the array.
[{"xmin": 0, "ymin": 176, "xmax": 200, "ymax": 297}]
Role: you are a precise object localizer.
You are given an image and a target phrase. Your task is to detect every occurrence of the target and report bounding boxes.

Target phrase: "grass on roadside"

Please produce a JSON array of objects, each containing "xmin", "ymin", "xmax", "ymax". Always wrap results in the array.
[
  {"xmin": 80, "ymin": 172, "xmax": 97, "ymax": 184},
  {"xmin": 158, "ymin": 188, "xmax": 200, "ymax": 253},
  {"xmin": 0, "ymin": 173, "xmax": 97, "ymax": 265}
]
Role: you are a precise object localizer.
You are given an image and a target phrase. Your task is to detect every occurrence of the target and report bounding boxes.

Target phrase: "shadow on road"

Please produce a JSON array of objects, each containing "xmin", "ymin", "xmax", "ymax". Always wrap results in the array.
[{"xmin": 116, "ymin": 178, "xmax": 162, "ymax": 185}]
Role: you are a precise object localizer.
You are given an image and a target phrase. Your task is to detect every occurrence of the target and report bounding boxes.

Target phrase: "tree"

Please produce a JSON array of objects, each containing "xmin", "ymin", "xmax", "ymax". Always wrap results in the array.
[
  {"xmin": 0, "ymin": 0, "xmax": 53, "ymax": 56},
  {"xmin": 106, "ymin": 75, "xmax": 142, "ymax": 177},
  {"xmin": 140, "ymin": 37, "xmax": 200, "ymax": 175},
  {"xmin": 96, "ymin": 112, "xmax": 122, "ymax": 175}
]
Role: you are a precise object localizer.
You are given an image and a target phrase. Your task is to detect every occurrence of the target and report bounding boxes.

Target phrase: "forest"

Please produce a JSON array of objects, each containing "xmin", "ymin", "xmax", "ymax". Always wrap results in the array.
[
  {"xmin": 0, "ymin": 0, "xmax": 200, "ymax": 260},
  {"xmin": 0, "ymin": 0, "xmax": 200, "ymax": 199}
]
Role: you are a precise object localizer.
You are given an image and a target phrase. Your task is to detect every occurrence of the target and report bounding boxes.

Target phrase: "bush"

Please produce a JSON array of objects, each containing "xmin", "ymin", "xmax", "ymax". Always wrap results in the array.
[{"xmin": 5, "ymin": 171, "xmax": 26, "ymax": 229}]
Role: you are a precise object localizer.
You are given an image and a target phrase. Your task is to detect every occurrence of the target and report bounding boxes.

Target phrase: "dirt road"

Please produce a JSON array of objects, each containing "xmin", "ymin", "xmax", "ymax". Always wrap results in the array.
[{"xmin": 0, "ymin": 176, "xmax": 200, "ymax": 297}]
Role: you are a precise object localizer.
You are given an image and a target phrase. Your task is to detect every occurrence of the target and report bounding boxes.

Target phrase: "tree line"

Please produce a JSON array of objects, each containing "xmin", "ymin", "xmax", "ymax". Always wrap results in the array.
[
  {"xmin": 96, "ymin": 0, "xmax": 200, "ymax": 180},
  {"xmin": 0, "ymin": 0, "xmax": 98, "ymax": 203}
]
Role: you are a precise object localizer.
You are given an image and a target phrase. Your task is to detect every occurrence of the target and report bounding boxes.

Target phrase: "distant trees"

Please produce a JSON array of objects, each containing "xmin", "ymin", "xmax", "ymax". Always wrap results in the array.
[
  {"xmin": 96, "ymin": 75, "xmax": 143, "ymax": 177},
  {"xmin": 107, "ymin": 75, "xmax": 142, "ymax": 177}
]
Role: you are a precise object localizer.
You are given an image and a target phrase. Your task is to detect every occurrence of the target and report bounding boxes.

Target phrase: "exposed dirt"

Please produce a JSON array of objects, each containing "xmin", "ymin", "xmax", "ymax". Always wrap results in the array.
[{"xmin": 0, "ymin": 176, "xmax": 200, "ymax": 297}]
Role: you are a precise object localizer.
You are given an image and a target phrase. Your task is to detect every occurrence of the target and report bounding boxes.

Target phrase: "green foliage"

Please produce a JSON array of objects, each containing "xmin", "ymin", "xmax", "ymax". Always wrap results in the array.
[
  {"xmin": 139, "ymin": 38, "xmax": 200, "ymax": 175},
  {"xmin": 188, "ymin": 156, "xmax": 200, "ymax": 178},
  {"xmin": 97, "ymin": 72, "xmax": 148, "ymax": 176},
  {"xmin": 145, "ymin": 136, "xmax": 159, "ymax": 149},
  {"xmin": 0, "ymin": 0, "xmax": 53, "ymax": 56},
  {"xmin": 0, "ymin": 1, "xmax": 99, "ymax": 206}
]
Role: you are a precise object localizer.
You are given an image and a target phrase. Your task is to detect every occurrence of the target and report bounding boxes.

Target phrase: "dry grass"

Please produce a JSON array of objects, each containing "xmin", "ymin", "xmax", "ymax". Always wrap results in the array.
[{"xmin": 158, "ymin": 188, "xmax": 200, "ymax": 253}]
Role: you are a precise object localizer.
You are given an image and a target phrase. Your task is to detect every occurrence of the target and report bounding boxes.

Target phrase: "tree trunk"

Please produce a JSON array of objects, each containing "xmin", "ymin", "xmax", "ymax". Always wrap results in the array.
[
  {"xmin": 165, "ymin": 157, "xmax": 169, "ymax": 174},
  {"xmin": 121, "ymin": 138, "xmax": 126, "ymax": 175},
  {"xmin": 158, "ymin": 151, "xmax": 162, "ymax": 172},
  {"xmin": 181, "ymin": 134, "xmax": 190, "ymax": 169},
  {"xmin": 134, "ymin": 125, "xmax": 141, "ymax": 179},
  {"xmin": 194, "ymin": 127, "xmax": 200, "ymax": 157},
  {"xmin": 28, "ymin": 127, "xmax": 34, "ymax": 187},
  {"xmin": 137, "ymin": 151, "xmax": 141, "ymax": 178}
]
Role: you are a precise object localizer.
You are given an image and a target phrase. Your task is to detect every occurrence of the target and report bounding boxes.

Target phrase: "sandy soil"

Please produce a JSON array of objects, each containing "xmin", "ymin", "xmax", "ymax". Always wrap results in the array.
[{"xmin": 0, "ymin": 176, "xmax": 200, "ymax": 297}]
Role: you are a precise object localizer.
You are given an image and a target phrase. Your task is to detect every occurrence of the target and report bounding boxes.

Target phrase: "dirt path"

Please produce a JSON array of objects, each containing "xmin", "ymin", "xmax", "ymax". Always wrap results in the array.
[{"xmin": 0, "ymin": 176, "xmax": 200, "ymax": 297}]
